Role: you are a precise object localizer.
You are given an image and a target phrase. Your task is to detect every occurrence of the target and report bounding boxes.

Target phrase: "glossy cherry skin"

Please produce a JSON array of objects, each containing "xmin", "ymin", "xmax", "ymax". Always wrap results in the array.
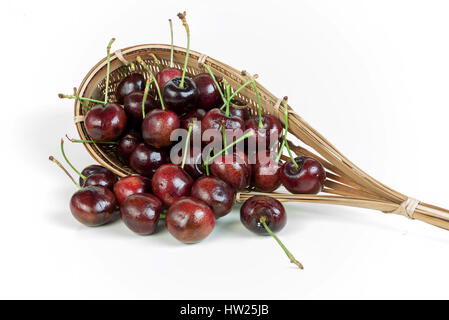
[
  {"xmin": 156, "ymin": 67, "xmax": 182, "ymax": 90},
  {"xmin": 152, "ymin": 164, "xmax": 193, "ymax": 207},
  {"xmin": 142, "ymin": 109, "xmax": 180, "ymax": 148},
  {"xmin": 171, "ymin": 146, "xmax": 205, "ymax": 179},
  {"xmin": 116, "ymin": 73, "xmax": 145, "ymax": 104},
  {"xmin": 201, "ymin": 108, "xmax": 245, "ymax": 145},
  {"xmin": 129, "ymin": 143, "xmax": 168, "ymax": 178},
  {"xmin": 83, "ymin": 171, "xmax": 118, "ymax": 191},
  {"xmin": 120, "ymin": 193, "xmax": 163, "ymax": 235},
  {"xmin": 229, "ymin": 105, "xmax": 251, "ymax": 122},
  {"xmin": 79, "ymin": 165, "xmax": 111, "ymax": 186},
  {"xmin": 123, "ymin": 91, "xmax": 158, "ymax": 127},
  {"xmin": 280, "ymin": 156, "xmax": 326, "ymax": 194},
  {"xmin": 240, "ymin": 195, "xmax": 286, "ymax": 235},
  {"xmin": 118, "ymin": 130, "xmax": 141, "ymax": 164},
  {"xmin": 163, "ymin": 76, "xmax": 198, "ymax": 114},
  {"xmin": 181, "ymin": 108, "xmax": 206, "ymax": 144},
  {"xmin": 246, "ymin": 115, "xmax": 282, "ymax": 151},
  {"xmin": 70, "ymin": 185, "xmax": 117, "ymax": 227},
  {"xmin": 191, "ymin": 176, "xmax": 235, "ymax": 219},
  {"xmin": 210, "ymin": 151, "xmax": 252, "ymax": 191},
  {"xmin": 252, "ymin": 150, "xmax": 282, "ymax": 192},
  {"xmin": 84, "ymin": 103, "xmax": 127, "ymax": 142},
  {"xmin": 165, "ymin": 197, "xmax": 215, "ymax": 244},
  {"xmin": 193, "ymin": 73, "xmax": 221, "ymax": 110},
  {"xmin": 113, "ymin": 175, "xmax": 152, "ymax": 205}
]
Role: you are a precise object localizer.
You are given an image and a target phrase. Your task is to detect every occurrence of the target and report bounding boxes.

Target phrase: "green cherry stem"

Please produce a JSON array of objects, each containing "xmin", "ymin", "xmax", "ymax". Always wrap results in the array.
[
  {"xmin": 280, "ymin": 98, "xmax": 299, "ymax": 169},
  {"xmin": 66, "ymin": 135, "xmax": 118, "ymax": 145},
  {"xmin": 222, "ymin": 79, "xmax": 230, "ymax": 116},
  {"xmin": 260, "ymin": 216, "xmax": 304, "ymax": 270},
  {"xmin": 149, "ymin": 53, "xmax": 163, "ymax": 71},
  {"xmin": 181, "ymin": 122, "xmax": 194, "ymax": 169},
  {"xmin": 275, "ymin": 96, "xmax": 289, "ymax": 163},
  {"xmin": 204, "ymin": 130, "xmax": 255, "ymax": 174},
  {"xmin": 58, "ymin": 94, "xmax": 105, "ymax": 106},
  {"xmin": 60, "ymin": 138, "xmax": 86, "ymax": 181},
  {"xmin": 204, "ymin": 64, "xmax": 226, "ymax": 103},
  {"xmin": 219, "ymin": 74, "xmax": 257, "ymax": 110},
  {"xmin": 104, "ymin": 38, "xmax": 115, "ymax": 104},
  {"xmin": 243, "ymin": 71, "xmax": 262, "ymax": 128},
  {"xmin": 49, "ymin": 156, "xmax": 81, "ymax": 189},
  {"xmin": 169, "ymin": 19, "xmax": 174, "ymax": 67},
  {"xmin": 222, "ymin": 120, "xmax": 227, "ymax": 154},
  {"xmin": 142, "ymin": 77, "xmax": 151, "ymax": 118},
  {"xmin": 137, "ymin": 56, "xmax": 165, "ymax": 110},
  {"xmin": 177, "ymin": 11, "xmax": 190, "ymax": 88}
]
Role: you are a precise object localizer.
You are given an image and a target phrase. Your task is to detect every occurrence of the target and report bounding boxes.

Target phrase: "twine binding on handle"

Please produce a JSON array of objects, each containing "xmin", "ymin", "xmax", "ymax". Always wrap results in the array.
[
  {"xmin": 385, "ymin": 198, "xmax": 420, "ymax": 219},
  {"xmin": 74, "ymin": 115, "xmax": 85, "ymax": 123},
  {"xmin": 114, "ymin": 49, "xmax": 129, "ymax": 66},
  {"xmin": 198, "ymin": 54, "xmax": 208, "ymax": 67}
]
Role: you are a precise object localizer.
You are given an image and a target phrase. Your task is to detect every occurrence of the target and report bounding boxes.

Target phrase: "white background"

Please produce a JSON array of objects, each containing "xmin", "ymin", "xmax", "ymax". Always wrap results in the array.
[{"xmin": 2, "ymin": 0, "xmax": 449, "ymax": 299}]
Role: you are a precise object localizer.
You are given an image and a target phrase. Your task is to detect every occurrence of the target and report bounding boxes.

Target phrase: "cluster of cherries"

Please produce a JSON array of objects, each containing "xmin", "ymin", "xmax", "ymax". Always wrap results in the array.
[{"xmin": 54, "ymin": 12, "xmax": 326, "ymax": 269}]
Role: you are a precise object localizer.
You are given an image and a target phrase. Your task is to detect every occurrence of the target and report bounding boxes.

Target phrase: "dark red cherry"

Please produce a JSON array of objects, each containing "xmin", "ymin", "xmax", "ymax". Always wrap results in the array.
[
  {"xmin": 240, "ymin": 195, "xmax": 286, "ymax": 235},
  {"xmin": 252, "ymin": 150, "xmax": 282, "ymax": 192},
  {"xmin": 201, "ymin": 108, "xmax": 245, "ymax": 145},
  {"xmin": 163, "ymin": 76, "xmax": 198, "ymax": 114},
  {"xmin": 165, "ymin": 197, "xmax": 215, "ymax": 244},
  {"xmin": 79, "ymin": 165, "xmax": 111, "ymax": 186},
  {"xmin": 142, "ymin": 109, "xmax": 180, "ymax": 148},
  {"xmin": 118, "ymin": 130, "xmax": 142, "ymax": 164},
  {"xmin": 116, "ymin": 73, "xmax": 145, "ymax": 104},
  {"xmin": 83, "ymin": 171, "xmax": 118, "ymax": 191},
  {"xmin": 123, "ymin": 91, "xmax": 158, "ymax": 127},
  {"xmin": 120, "ymin": 193, "xmax": 163, "ymax": 235},
  {"xmin": 181, "ymin": 109, "xmax": 206, "ymax": 147},
  {"xmin": 228, "ymin": 99, "xmax": 251, "ymax": 122},
  {"xmin": 156, "ymin": 67, "xmax": 182, "ymax": 91},
  {"xmin": 70, "ymin": 185, "xmax": 117, "ymax": 227},
  {"xmin": 129, "ymin": 143, "xmax": 168, "ymax": 178},
  {"xmin": 193, "ymin": 73, "xmax": 221, "ymax": 110},
  {"xmin": 246, "ymin": 115, "xmax": 282, "ymax": 151},
  {"xmin": 152, "ymin": 164, "xmax": 193, "ymax": 207},
  {"xmin": 171, "ymin": 146, "xmax": 205, "ymax": 179},
  {"xmin": 84, "ymin": 103, "xmax": 127, "ymax": 142},
  {"xmin": 280, "ymin": 156, "xmax": 326, "ymax": 194},
  {"xmin": 191, "ymin": 176, "xmax": 235, "ymax": 219},
  {"xmin": 113, "ymin": 175, "xmax": 152, "ymax": 205},
  {"xmin": 210, "ymin": 151, "xmax": 252, "ymax": 191}
]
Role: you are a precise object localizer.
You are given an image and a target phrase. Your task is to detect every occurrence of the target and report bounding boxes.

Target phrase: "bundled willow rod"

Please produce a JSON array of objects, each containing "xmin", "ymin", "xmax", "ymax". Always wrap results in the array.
[{"xmin": 72, "ymin": 44, "xmax": 449, "ymax": 231}]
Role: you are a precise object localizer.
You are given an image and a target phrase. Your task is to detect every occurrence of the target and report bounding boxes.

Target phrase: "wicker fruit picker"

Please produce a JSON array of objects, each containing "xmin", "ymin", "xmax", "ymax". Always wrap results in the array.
[{"xmin": 72, "ymin": 44, "xmax": 449, "ymax": 231}]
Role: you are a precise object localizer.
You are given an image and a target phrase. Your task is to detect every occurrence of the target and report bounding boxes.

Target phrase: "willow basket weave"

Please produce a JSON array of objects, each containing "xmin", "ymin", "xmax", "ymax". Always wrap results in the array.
[{"xmin": 74, "ymin": 44, "xmax": 449, "ymax": 231}]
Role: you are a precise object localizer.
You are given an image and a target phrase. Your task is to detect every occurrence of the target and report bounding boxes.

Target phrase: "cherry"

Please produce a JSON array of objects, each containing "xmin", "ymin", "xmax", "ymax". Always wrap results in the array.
[
  {"xmin": 165, "ymin": 197, "xmax": 215, "ymax": 244},
  {"xmin": 280, "ymin": 156, "xmax": 326, "ymax": 194},
  {"xmin": 83, "ymin": 171, "xmax": 117, "ymax": 191},
  {"xmin": 84, "ymin": 103, "xmax": 127, "ymax": 142},
  {"xmin": 79, "ymin": 164, "xmax": 111, "ymax": 186},
  {"xmin": 193, "ymin": 73, "xmax": 221, "ymax": 110},
  {"xmin": 229, "ymin": 101, "xmax": 251, "ymax": 122},
  {"xmin": 240, "ymin": 195, "xmax": 303, "ymax": 269},
  {"xmin": 210, "ymin": 151, "xmax": 252, "ymax": 191},
  {"xmin": 171, "ymin": 146, "xmax": 205, "ymax": 179},
  {"xmin": 152, "ymin": 164, "xmax": 193, "ymax": 207},
  {"xmin": 129, "ymin": 143, "xmax": 168, "ymax": 178},
  {"xmin": 201, "ymin": 108, "xmax": 245, "ymax": 145},
  {"xmin": 116, "ymin": 73, "xmax": 145, "ymax": 104},
  {"xmin": 191, "ymin": 176, "xmax": 235, "ymax": 219},
  {"xmin": 246, "ymin": 114, "xmax": 282, "ymax": 150},
  {"xmin": 113, "ymin": 175, "xmax": 152, "ymax": 205},
  {"xmin": 142, "ymin": 109, "xmax": 180, "ymax": 148},
  {"xmin": 120, "ymin": 193, "xmax": 163, "ymax": 235},
  {"xmin": 123, "ymin": 91, "xmax": 158, "ymax": 127},
  {"xmin": 156, "ymin": 19, "xmax": 182, "ymax": 89},
  {"xmin": 49, "ymin": 155, "xmax": 117, "ymax": 227},
  {"xmin": 252, "ymin": 150, "xmax": 282, "ymax": 192},
  {"xmin": 118, "ymin": 130, "xmax": 142, "ymax": 164}
]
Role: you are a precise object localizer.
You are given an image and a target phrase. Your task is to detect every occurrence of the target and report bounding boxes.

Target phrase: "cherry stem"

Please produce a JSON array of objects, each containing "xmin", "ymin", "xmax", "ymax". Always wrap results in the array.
[
  {"xmin": 222, "ymin": 120, "xmax": 227, "ymax": 154},
  {"xmin": 149, "ymin": 53, "xmax": 162, "ymax": 71},
  {"xmin": 60, "ymin": 138, "xmax": 86, "ymax": 181},
  {"xmin": 49, "ymin": 156, "xmax": 81, "ymax": 189},
  {"xmin": 275, "ymin": 97, "xmax": 289, "ymax": 163},
  {"xmin": 59, "ymin": 93, "xmax": 105, "ymax": 106},
  {"xmin": 219, "ymin": 75, "xmax": 257, "ymax": 110},
  {"xmin": 169, "ymin": 19, "xmax": 174, "ymax": 68},
  {"xmin": 137, "ymin": 56, "xmax": 165, "ymax": 110},
  {"xmin": 142, "ymin": 77, "xmax": 151, "ymax": 118},
  {"xmin": 204, "ymin": 130, "xmax": 254, "ymax": 173},
  {"xmin": 181, "ymin": 122, "xmax": 194, "ymax": 169},
  {"xmin": 222, "ymin": 79, "xmax": 230, "ymax": 116},
  {"xmin": 280, "ymin": 99, "xmax": 298, "ymax": 169},
  {"xmin": 177, "ymin": 11, "xmax": 189, "ymax": 89},
  {"xmin": 260, "ymin": 216, "xmax": 304, "ymax": 270},
  {"xmin": 243, "ymin": 71, "xmax": 262, "ymax": 128},
  {"xmin": 104, "ymin": 38, "xmax": 115, "ymax": 104},
  {"xmin": 204, "ymin": 64, "xmax": 226, "ymax": 103},
  {"xmin": 66, "ymin": 135, "xmax": 118, "ymax": 145}
]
